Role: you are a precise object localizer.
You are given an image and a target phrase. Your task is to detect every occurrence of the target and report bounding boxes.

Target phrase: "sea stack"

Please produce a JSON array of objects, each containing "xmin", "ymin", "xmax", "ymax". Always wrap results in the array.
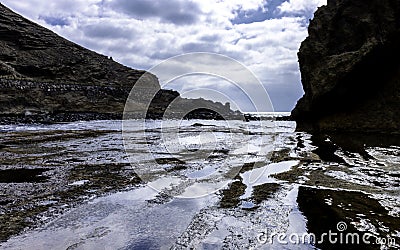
[{"xmin": 292, "ymin": 0, "xmax": 400, "ymax": 134}]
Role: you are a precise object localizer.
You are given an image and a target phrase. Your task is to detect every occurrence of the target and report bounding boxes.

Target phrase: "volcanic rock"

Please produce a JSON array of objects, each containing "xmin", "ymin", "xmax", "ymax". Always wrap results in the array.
[{"xmin": 292, "ymin": 0, "xmax": 400, "ymax": 134}]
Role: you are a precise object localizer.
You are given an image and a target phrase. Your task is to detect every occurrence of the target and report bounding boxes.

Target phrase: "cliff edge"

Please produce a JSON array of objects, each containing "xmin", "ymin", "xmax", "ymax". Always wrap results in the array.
[{"xmin": 292, "ymin": 0, "xmax": 400, "ymax": 134}]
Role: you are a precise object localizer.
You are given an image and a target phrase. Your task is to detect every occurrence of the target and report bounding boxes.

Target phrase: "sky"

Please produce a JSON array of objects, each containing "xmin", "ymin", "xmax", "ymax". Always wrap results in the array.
[{"xmin": 2, "ymin": 0, "xmax": 327, "ymax": 112}]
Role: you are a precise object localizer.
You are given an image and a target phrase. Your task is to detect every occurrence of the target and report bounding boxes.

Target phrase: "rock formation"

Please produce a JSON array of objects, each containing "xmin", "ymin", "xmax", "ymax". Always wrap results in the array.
[
  {"xmin": 292, "ymin": 0, "xmax": 400, "ymax": 134},
  {"xmin": 0, "ymin": 3, "xmax": 240, "ymax": 123}
]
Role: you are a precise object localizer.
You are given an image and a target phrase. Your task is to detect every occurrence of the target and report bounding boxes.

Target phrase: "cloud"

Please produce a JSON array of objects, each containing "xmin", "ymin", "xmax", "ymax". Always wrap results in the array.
[
  {"xmin": 107, "ymin": 0, "xmax": 203, "ymax": 25},
  {"xmin": 83, "ymin": 23, "xmax": 135, "ymax": 39},
  {"xmin": 0, "ymin": 0, "xmax": 327, "ymax": 111},
  {"xmin": 39, "ymin": 16, "xmax": 70, "ymax": 26},
  {"xmin": 198, "ymin": 34, "xmax": 221, "ymax": 42},
  {"xmin": 2, "ymin": 0, "xmax": 101, "ymax": 20},
  {"xmin": 278, "ymin": 0, "xmax": 327, "ymax": 16}
]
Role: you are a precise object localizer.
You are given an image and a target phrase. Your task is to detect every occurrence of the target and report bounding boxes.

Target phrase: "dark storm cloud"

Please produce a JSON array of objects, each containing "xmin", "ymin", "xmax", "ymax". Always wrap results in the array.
[
  {"xmin": 83, "ymin": 23, "xmax": 134, "ymax": 39},
  {"xmin": 109, "ymin": 0, "xmax": 202, "ymax": 25}
]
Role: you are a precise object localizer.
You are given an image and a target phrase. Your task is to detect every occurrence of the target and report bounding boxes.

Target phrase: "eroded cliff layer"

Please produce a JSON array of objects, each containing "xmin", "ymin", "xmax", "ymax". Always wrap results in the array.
[{"xmin": 292, "ymin": 0, "xmax": 400, "ymax": 134}]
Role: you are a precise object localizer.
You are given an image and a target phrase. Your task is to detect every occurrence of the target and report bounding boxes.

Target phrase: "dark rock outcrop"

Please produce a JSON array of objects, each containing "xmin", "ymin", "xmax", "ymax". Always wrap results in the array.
[
  {"xmin": 0, "ymin": 3, "xmax": 241, "ymax": 123},
  {"xmin": 292, "ymin": 0, "xmax": 400, "ymax": 134},
  {"xmin": 146, "ymin": 91, "xmax": 240, "ymax": 120}
]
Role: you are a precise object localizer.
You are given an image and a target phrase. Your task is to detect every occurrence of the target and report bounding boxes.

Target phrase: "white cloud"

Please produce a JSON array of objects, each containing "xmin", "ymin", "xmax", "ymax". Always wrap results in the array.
[
  {"xmin": 1, "ymin": 0, "xmax": 327, "ymax": 111},
  {"xmin": 278, "ymin": 0, "xmax": 327, "ymax": 14}
]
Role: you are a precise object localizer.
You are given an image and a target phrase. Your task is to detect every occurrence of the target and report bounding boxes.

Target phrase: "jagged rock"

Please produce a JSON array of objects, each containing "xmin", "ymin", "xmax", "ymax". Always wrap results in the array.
[{"xmin": 292, "ymin": 0, "xmax": 400, "ymax": 134}]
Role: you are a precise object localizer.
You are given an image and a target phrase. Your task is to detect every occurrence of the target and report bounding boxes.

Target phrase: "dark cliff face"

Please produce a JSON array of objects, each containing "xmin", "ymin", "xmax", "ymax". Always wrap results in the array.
[{"xmin": 292, "ymin": 0, "xmax": 400, "ymax": 134}]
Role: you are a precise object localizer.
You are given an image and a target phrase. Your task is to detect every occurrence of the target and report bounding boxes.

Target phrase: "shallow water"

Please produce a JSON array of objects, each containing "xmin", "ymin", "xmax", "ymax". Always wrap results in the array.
[{"xmin": 0, "ymin": 118, "xmax": 399, "ymax": 249}]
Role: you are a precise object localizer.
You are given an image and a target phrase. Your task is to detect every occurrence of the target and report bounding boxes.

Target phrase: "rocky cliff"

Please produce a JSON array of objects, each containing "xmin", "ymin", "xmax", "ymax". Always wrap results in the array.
[
  {"xmin": 292, "ymin": 0, "xmax": 400, "ymax": 134},
  {"xmin": 0, "ymin": 5, "xmax": 151, "ymax": 87},
  {"xmin": 0, "ymin": 3, "xmax": 161, "ymax": 122},
  {"xmin": 0, "ymin": 3, "xmax": 239, "ymax": 123}
]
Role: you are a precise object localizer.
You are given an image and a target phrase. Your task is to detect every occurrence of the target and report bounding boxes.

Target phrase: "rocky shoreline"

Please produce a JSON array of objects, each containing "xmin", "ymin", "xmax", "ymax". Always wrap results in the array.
[
  {"xmin": 1, "ymin": 120, "xmax": 398, "ymax": 248},
  {"xmin": 0, "ymin": 77, "xmax": 243, "ymax": 124}
]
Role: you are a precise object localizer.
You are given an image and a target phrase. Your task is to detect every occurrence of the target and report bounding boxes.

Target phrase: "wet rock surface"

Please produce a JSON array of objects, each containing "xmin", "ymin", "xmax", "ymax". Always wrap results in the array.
[
  {"xmin": 292, "ymin": 0, "xmax": 400, "ymax": 134},
  {"xmin": 0, "ymin": 119, "xmax": 398, "ymax": 249},
  {"xmin": 0, "ymin": 121, "xmax": 141, "ymax": 242},
  {"xmin": 298, "ymin": 187, "xmax": 397, "ymax": 250}
]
